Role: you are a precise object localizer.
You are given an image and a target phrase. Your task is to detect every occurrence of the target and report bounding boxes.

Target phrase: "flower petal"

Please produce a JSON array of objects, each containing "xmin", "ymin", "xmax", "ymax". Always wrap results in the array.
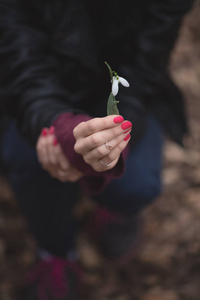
[
  {"xmin": 119, "ymin": 76, "xmax": 130, "ymax": 87},
  {"xmin": 112, "ymin": 77, "xmax": 119, "ymax": 96}
]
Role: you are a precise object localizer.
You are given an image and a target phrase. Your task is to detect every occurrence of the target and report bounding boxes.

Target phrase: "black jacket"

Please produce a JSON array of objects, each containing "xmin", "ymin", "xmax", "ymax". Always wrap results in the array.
[{"xmin": 0, "ymin": 0, "xmax": 194, "ymax": 146}]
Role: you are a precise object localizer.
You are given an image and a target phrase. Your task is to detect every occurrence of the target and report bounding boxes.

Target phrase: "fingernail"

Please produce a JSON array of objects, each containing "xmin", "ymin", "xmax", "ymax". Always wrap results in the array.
[
  {"xmin": 42, "ymin": 128, "xmax": 48, "ymax": 137},
  {"xmin": 113, "ymin": 116, "xmax": 124, "ymax": 124},
  {"xmin": 123, "ymin": 134, "xmax": 131, "ymax": 141},
  {"xmin": 121, "ymin": 121, "xmax": 132, "ymax": 130},
  {"xmin": 53, "ymin": 138, "xmax": 58, "ymax": 146},
  {"xmin": 49, "ymin": 126, "xmax": 55, "ymax": 135}
]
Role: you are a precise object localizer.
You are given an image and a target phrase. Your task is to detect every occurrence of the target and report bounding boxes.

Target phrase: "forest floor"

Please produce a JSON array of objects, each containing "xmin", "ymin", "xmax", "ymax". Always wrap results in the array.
[{"xmin": 0, "ymin": 2, "xmax": 200, "ymax": 300}]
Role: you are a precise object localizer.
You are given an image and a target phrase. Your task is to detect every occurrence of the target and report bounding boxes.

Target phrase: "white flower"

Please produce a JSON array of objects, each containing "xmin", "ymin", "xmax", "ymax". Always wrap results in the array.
[{"xmin": 112, "ymin": 75, "xmax": 130, "ymax": 96}]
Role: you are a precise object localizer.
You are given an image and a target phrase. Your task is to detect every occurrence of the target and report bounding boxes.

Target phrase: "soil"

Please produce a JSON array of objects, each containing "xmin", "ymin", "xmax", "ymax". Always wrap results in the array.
[{"xmin": 0, "ymin": 2, "xmax": 200, "ymax": 300}]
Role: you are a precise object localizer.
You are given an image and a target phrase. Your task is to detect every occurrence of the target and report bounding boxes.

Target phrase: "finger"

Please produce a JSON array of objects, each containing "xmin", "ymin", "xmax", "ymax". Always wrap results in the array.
[
  {"xmin": 45, "ymin": 127, "xmax": 58, "ymax": 166},
  {"xmin": 94, "ymin": 157, "xmax": 119, "ymax": 172},
  {"xmin": 36, "ymin": 128, "xmax": 49, "ymax": 165},
  {"xmin": 54, "ymin": 152, "xmax": 82, "ymax": 182},
  {"xmin": 86, "ymin": 133, "xmax": 131, "ymax": 173},
  {"xmin": 75, "ymin": 120, "xmax": 132, "ymax": 154},
  {"xmin": 54, "ymin": 143, "xmax": 71, "ymax": 171},
  {"xmin": 51, "ymin": 169, "xmax": 83, "ymax": 183},
  {"xmin": 100, "ymin": 133, "xmax": 131, "ymax": 164},
  {"xmin": 45, "ymin": 143, "xmax": 70, "ymax": 177},
  {"xmin": 65, "ymin": 171, "xmax": 83, "ymax": 182},
  {"xmin": 73, "ymin": 115, "xmax": 124, "ymax": 138},
  {"xmin": 69, "ymin": 172, "xmax": 83, "ymax": 182},
  {"xmin": 50, "ymin": 139, "xmax": 83, "ymax": 181},
  {"xmin": 83, "ymin": 129, "xmax": 132, "ymax": 162}
]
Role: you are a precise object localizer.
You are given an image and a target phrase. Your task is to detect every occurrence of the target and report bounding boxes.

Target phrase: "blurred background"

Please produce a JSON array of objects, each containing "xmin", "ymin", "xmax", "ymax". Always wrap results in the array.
[{"xmin": 0, "ymin": 1, "xmax": 200, "ymax": 300}]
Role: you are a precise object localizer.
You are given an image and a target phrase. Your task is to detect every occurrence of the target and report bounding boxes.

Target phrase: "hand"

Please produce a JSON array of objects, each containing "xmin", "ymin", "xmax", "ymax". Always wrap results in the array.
[
  {"xmin": 73, "ymin": 115, "xmax": 131, "ymax": 172},
  {"xmin": 36, "ymin": 126, "xmax": 83, "ymax": 182}
]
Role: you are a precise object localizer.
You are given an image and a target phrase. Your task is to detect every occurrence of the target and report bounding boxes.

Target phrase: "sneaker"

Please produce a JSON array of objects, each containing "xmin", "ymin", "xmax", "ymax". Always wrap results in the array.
[
  {"xmin": 25, "ymin": 256, "xmax": 84, "ymax": 300},
  {"xmin": 85, "ymin": 205, "xmax": 143, "ymax": 264}
]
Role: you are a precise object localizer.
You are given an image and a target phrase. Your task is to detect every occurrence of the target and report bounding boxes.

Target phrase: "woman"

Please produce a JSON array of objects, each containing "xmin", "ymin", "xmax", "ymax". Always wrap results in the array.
[{"xmin": 0, "ymin": 0, "xmax": 194, "ymax": 299}]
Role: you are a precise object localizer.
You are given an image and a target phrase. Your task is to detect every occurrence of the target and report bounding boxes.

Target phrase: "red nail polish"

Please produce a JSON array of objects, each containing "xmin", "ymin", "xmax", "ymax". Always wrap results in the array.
[
  {"xmin": 53, "ymin": 138, "xmax": 58, "ymax": 146},
  {"xmin": 42, "ymin": 128, "xmax": 48, "ymax": 137},
  {"xmin": 123, "ymin": 134, "xmax": 131, "ymax": 141},
  {"xmin": 113, "ymin": 116, "xmax": 124, "ymax": 124},
  {"xmin": 121, "ymin": 121, "xmax": 132, "ymax": 130},
  {"xmin": 49, "ymin": 126, "xmax": 55, "ymax": 135}
]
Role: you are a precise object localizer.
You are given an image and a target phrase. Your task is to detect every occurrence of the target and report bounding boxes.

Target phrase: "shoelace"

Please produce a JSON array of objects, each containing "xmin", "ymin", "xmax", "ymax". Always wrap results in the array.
[
  {"xmin": 26, "ymin": 257, "xmax": 83, "ymax": 300},
  {"xmin": 87, "ymin": 206, "xmax": 124, "ymax": 239}
]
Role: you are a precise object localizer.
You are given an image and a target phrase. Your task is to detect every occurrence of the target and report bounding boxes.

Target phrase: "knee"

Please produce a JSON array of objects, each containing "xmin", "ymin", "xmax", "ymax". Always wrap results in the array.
[
  {"xmin": 114, "ymin": 174, "xmax": 162, "ymax": 205},
  {"xmin": 123, "ymin": 177, "xmax": 161, "ymax": 214},
  {"xmin": 131, "ymin": 177, "xmax": 162, "ymax": 201}
]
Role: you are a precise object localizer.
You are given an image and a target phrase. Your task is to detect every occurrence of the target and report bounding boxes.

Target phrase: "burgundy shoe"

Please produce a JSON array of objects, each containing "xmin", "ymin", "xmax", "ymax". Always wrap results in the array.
[
  {"xmin": 85, "ymin": 206, "xmax": 143, "ymax": 264},
  {"xmin": 25, "ymin": 256, "xmax": 84, "ymax": 300}
]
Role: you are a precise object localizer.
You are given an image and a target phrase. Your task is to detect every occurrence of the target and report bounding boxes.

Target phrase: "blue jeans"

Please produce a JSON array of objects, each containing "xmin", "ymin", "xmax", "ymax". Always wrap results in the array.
[{"xmin": 1, "ymin": 115, "xmax": 163, "ymax": 256}]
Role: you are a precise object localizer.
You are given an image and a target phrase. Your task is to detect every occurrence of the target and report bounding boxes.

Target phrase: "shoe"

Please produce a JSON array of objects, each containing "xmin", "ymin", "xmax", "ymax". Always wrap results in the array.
[
  {"xmin": 25, "ymin": 256, "xmax": 84, "ymax": 300},
  {"xmin": 85, "ymin": 205, "xmax": 143, "ymax": 264}
]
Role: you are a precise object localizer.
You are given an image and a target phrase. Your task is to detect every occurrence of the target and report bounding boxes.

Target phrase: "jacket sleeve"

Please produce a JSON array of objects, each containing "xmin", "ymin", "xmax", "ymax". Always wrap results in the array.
[
  {"xmin": 0, "ymin": 0, "xmax": 85, "ymax": 145},
  {"xmin": 119, "ymin": 0, "xmax": 195, "ymax": 145}
]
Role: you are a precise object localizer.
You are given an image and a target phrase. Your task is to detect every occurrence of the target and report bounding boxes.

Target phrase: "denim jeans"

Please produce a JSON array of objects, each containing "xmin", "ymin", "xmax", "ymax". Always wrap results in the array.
[{"xmin": 1, "ymin": 115, "xmax": 163, "ymax": 256}]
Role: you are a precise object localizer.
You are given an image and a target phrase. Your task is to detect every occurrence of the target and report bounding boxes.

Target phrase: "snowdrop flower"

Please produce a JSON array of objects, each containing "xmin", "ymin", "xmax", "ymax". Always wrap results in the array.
[
  {"xmin": 105, "ymin": 62, "xmax": 130, "ymax": 115},
  {"xmin": 112, "ymin": 75, "xmax": 130, "ymax": 96}
]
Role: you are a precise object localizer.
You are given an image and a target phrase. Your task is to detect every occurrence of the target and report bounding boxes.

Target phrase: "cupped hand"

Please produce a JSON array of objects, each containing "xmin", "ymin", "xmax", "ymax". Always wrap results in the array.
[
  {"xmin": 73, "ymin": 115, "xmax": 131, "ymax": 172},
  {"xmin": 36, "ymin": 127, "xmax": 83, "ymax": 182}
]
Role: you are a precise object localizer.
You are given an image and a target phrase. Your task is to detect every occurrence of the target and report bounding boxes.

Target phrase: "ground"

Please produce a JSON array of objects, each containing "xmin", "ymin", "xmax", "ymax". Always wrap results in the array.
[{"xmin": 0, "ymin": 2, "xmax": 200, "ymax": 300}]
